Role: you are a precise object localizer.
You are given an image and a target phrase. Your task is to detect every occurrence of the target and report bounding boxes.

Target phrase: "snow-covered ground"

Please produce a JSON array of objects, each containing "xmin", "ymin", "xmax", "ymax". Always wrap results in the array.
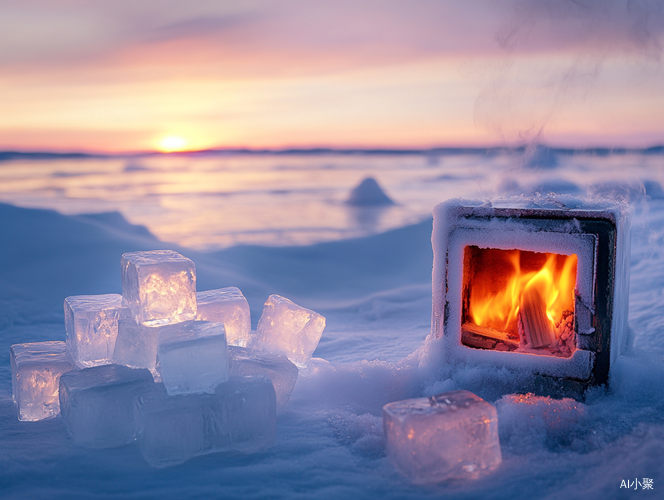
[{"xmin": 1, "ymin": 150, "xmax": 663, "ymax": 498}]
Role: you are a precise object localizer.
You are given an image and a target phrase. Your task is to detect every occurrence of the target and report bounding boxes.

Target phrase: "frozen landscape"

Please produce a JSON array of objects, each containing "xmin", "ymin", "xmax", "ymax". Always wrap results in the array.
[{"xmin": 1, "ymin": 149, "xmax": 663, "ymax": 498}]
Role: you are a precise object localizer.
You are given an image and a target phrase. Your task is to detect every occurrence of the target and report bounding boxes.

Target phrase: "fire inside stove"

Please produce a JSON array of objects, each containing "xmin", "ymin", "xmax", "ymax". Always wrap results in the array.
[{"xmin": 461, "ymin": 247, "xmax": 578, "ymax": 358}]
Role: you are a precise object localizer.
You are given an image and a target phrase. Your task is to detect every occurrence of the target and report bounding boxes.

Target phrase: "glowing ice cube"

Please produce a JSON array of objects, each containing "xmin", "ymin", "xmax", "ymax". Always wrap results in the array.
[
  {"xmin": 59, "ymin": 364, "xmax": 154, "ymax": 448},
  {"xmin": 156, "ymin": 321, "xmax": 229, "ymax": 395},
  {"xmin": 383, "ymin": 390, "xmax": 502, "ymax": 484},
  {"xmin": 10, "ymin": 341, "xmax": 75, "ymax": 421},
  {"xmin": 64, "ymin": 294, "xmax": 131, "ymax": 368},
  {"xmin": 196, "ymin": 287, "xmax": 251, "ymax": 347},
  {"xmin": 114, "ymin": 319, "xmax": 229, "ymax": 393},
  {"xmin": 134, "ymin": 376, "xmax": 276, "ymax": 468},
  {"xmin": 121, "ymin": 250, "xmax": 197, "ymax": 326},
  {"xmin": 229, "ymin": 346, "xmax": 298, "ymax": 409},
  {"xmin": 113, "ymin": 319, "xmax": 160, "ymax": 379},
  {"xmin": 254, "ymin": 295, "xmax": 325, "ymax": 368}
]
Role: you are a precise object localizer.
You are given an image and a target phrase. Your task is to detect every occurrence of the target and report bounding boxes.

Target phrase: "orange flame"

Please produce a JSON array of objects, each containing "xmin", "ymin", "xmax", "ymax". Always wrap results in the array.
[{"xmin": 467, "ymin": 249, "xmax": 577, "ymax": 335}]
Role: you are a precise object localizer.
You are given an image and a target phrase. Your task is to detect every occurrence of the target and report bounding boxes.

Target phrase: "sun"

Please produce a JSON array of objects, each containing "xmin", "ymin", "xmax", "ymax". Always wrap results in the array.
[{"xmin": 157, "ymin": 135, "xmax": 188, "ymax": 153}]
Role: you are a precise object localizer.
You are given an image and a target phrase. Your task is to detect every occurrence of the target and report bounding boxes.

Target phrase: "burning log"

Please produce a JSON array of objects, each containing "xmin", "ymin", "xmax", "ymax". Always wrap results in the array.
[
  {"xmin": 461, "ymin": 323, "xmax": 519, "ymax": 351},
  {"xmin": 519, "ymin": 287, "xmax": 556, "ymax": 348}
]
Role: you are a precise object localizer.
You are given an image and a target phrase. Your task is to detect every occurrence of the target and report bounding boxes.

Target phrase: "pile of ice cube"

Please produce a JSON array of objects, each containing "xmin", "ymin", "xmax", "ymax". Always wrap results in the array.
[{"xmin": 10, "ymin": 250, "xmax": 326, "ymax": 468}]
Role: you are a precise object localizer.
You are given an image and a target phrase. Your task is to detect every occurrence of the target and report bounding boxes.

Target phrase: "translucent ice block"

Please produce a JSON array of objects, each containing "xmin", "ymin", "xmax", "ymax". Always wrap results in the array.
[
  {"xmin": 156, "ymin": 321, "xmax": 230, "ymax": 395},
  {"xmin": 10, "ymin": 341, "xmax": 75, "ymax": 421},
  {"xmin": 64, "ymin": 294, "xmax": 131, "ymax": 368},
  {"xmin": 196, "ymin": 287, "xmax": 252, "ymax": 347},
  {"xmin": 383, "ymin": 390, "xmax": 502, "ymax": 484},
  {"xmin": 134, "ymin": 376, "xmax": 277, "ymax": 468},
  {"xmin": 254, "ymin": 295, "xmax": 326, "ymax": 368},
  {"xmin": 121, "ymin": 250, "xmax": 197, "ymax": 326},
  {"xmin": 113, "ymin": 319, "xmax": 160, "ymax": 379},
  {"xmin": 59, "ymin": 364, "xmax": 155, "ymax": 448},
  {"xmin": 229, "ymin": 346, "xmax": 298, "ymax": 409}
]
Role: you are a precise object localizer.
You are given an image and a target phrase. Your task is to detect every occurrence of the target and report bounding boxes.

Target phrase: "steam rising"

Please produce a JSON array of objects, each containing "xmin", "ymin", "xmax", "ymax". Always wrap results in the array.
[{"xmin": 475, "ymin": 0, "xmax": 664, "ymax": 144}]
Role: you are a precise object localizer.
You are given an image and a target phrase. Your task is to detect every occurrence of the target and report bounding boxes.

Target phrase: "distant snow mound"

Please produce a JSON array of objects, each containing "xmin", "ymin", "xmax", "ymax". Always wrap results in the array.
[{"xmin": 346, "ymin": 177, "xmax": 395, "ymax": 206}]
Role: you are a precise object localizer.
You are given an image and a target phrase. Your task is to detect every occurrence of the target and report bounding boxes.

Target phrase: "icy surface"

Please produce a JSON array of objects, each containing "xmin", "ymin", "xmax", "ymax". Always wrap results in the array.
[
  {"xmin": 134, "ymin": 376, "xmax": 276, "ymax": 468},
  {"xmin": 59, "ymin": 364, "xmax": 154, "ymax": 448},
  {"xmin": 121, "ymin": 250, "xmax": 197, "ymax": 326},
  {"xmin": 229, "ymin": 346, "xmax": 298, "ymax": 409},
  {"xmin": 10, "ymin": 341, "xmax": 74, "ymax": 422},
  {"xmin": 1, "ymin": 152, "xmax": 664, "ymax": 499},
  {"xmin": 383, "ymin": 390, "xmax": 502, "ymax": 484},
  {"xmin": 254, "ymin": 294, "xmax": 326, "ymax": 367},
  {"xmin": 196, "ymin": 287, "xmax": 252, "ymax": 347},
  {"xmin": 64, "ymin": 294, "xmax": 130, "ymax": 368},
  {"xmin": 156, "ymin": 321, "xmax": 229, "ymax": 395}
]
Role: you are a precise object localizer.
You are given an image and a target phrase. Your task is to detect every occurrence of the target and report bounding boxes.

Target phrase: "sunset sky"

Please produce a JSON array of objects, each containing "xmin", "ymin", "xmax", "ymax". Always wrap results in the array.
[{"xmin": 1, "ymin": 0, "xmax": 663, "ymax": 152}]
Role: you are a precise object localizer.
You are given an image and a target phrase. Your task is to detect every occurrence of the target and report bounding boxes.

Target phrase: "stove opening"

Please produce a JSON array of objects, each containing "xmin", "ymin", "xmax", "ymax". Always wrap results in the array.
[{"xmin": 462, "ymin": 246, "xmax": 578, "ymax": 358}]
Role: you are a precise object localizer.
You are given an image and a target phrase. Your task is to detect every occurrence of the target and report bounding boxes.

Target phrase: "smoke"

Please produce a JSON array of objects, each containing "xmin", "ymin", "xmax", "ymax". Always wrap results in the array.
[{"xmin": 474, "ymin": 0, "xmax": 664, "ymax": 145}]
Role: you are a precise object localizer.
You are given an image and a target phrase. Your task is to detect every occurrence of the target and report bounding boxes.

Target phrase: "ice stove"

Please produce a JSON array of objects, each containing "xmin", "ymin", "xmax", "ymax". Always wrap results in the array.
[{"xmin": 432, "ymin": 198, "xmax": 630, "ymax": 393}]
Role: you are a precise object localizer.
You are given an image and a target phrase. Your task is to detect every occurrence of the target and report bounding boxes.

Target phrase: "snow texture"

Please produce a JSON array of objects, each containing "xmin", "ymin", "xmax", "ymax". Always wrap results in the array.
[{"xmin": 1, "ymin": 156, "xmax": 664, "ymax": 498}]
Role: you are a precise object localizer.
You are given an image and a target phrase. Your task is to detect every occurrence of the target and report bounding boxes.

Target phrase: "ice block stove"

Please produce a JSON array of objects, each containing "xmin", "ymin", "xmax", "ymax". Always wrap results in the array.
[{"xmin": 432, "ymin": 198, "xmax": 630, "ymax": 394}]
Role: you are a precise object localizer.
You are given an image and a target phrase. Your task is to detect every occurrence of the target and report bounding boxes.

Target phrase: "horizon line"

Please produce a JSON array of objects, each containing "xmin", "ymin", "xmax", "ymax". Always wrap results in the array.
[{"xmin": 0, "ymin": 143, "xmax": 663, "ymax": 160}]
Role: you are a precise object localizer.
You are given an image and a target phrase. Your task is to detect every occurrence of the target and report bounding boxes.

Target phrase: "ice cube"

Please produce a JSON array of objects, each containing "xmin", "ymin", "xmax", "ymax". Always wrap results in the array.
[
  {"xmin": 59, "ymin": 364, "xmax": 154, "ymax": 448},
  {"xmin": 121, "ymin": 250, "xmax": 197, "ymax": 326},
  {"xmin": 113, "ymin": 319, "xmax": 160, "ymax": 379},
  {"xmin": 383, "ymin": 390, "xmax": 502, "ymax": 484},
  {"xmin": 134, "ymin": 376, "xmax": 277, "ymax": 468},
  {"xmin": 10, "ymin": 341, "xmax": 75, "ymax": 422},
  {"xmin": 254, "ymin": 295, "xmax": 325, "ymax": 368},
  {"xmin": 114, "ymin": 319, "xmax": 229, "ymax": 393},
  {"xmin": 156, "ymin": 321, "xmax": 229, "ymax": 395},
  {"xmin": 229, "ymin": 346, "xmax": 298, "ymax": 409},
  {"xmin": 64, "ymin": 294, "xmax": 131, "ymax": 368},
  {"xmin": 196, "ymin": 287, "xmax": 252, "ymax": 347}
]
